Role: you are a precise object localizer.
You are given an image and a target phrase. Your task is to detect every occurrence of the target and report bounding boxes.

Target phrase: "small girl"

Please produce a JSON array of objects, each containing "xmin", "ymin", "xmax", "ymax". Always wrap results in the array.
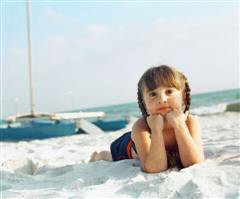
[{"xmin": 89, "ymin": 65, "xmax": 204, "ymax": 173}]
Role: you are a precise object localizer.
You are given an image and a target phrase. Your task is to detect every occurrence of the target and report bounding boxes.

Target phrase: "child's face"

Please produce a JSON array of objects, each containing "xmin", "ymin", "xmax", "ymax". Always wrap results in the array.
[{"xmin": 143, "ymin": 86, "xmax": 184, "ymax": 116}]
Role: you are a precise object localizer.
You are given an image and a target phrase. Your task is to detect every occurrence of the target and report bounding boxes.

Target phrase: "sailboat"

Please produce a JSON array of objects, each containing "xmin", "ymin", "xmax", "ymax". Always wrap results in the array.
[{"xmin": 0, "ymin": 0, "xmax": 108, "ymax": 141}]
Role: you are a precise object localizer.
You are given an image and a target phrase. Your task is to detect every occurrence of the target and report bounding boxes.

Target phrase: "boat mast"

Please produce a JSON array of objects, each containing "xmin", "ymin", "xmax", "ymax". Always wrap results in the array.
[{"xmin": 26, "ymin": 0, "xmax": 35, "ymax": 116}]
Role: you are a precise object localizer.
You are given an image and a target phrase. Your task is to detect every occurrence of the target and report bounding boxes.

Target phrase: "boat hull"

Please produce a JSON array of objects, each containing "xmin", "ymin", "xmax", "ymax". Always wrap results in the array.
[
  {"xmin": 93, "ymin": 119, "xmax": 128, "ymax": 131},
  {"xmin": 0, "ymin": 119, "xmax": 76, "ymax": 141}
]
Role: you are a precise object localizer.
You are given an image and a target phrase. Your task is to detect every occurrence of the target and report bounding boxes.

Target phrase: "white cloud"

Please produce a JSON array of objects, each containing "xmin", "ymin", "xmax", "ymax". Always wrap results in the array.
[
  {"xmin": 87, "ymin": 24, "xmax": 109, "ymax": 37},
  {"xmin": 42, "ymin": 6, "xmax": 66, "ymax": 22},
  {"xmin": 51, "ymin": 36, "xmax": 67, "ymax": 45}
]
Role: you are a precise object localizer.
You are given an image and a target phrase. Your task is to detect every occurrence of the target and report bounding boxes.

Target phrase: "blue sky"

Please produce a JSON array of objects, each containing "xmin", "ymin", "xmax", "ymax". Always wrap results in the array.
[{"xmin": 1, "ymin": 1, "xmax": 239, "ymax": 117}]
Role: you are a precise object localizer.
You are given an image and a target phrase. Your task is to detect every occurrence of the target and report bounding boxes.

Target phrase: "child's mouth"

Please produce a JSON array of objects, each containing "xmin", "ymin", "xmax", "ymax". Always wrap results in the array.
[
  {"xmin": 157, "ymin": 107, "xmax": 171, "ymax": 111},
  {"xmin": 156, "ymin": 107, "xmax": 171, "ymax": 114}
]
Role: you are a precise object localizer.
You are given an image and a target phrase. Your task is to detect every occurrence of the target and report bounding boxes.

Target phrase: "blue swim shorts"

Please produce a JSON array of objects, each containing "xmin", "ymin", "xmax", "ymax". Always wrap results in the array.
[{"xmin": 110, "ymin": 131, "xmax": 137, "ymax": 161}]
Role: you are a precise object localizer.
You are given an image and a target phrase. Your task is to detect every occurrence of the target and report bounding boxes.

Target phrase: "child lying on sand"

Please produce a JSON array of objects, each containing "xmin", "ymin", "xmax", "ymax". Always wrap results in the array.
[{"xmin": 90, "ymin": 65, "xmax": 204, "ymax": 173}]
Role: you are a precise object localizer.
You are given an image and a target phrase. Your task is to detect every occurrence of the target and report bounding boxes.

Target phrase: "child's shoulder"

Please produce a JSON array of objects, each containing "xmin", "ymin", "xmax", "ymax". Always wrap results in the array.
[
  {"xmin": 188, "ymin": 113, "xmax": 198, "ymax": 120},
  {"xmin": 132, "ymin": 117, "xmax": 149, "ymax": 132},
  {"xmin": 131, "ymin": 117, "xmax": 150, "ymax": 140},
  {"xmin": 186, "ymin": 113, "xmax": 199, "ymax": 125}
]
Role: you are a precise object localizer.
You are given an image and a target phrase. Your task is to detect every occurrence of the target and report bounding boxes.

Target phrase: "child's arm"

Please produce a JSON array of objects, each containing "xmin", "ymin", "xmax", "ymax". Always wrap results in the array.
[
  {"xmin": 131, "ymin": 117, "xmax": 168, "ymax": 173},
  {"xmin": 166, "ymin": 110, "xmax": 205, "ymax": 167}
]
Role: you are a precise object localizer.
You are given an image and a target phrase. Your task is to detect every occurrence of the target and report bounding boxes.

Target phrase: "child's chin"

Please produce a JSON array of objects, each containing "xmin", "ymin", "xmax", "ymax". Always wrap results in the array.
[
  {"xmin": 162, "ymin": 113, "xmax": 169, "ymax": 118},
  {"xmin": 158, "ymin": 110, "xmax": 171, "ymax": 116},
  {"xmin": 152, "ymin": 112, "xmax": 165, "ymax": 117}
]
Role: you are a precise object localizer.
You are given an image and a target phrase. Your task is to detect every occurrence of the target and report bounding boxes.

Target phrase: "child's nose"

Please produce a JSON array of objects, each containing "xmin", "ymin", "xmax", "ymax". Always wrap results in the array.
[{"xmin": 158, "ymin": 94, "xmax": 167, "ymax": 104}]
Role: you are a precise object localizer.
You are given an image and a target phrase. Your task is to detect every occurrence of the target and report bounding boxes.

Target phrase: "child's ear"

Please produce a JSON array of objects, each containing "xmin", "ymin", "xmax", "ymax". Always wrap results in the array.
[
  {"xmin": 182, "ymin": 91, "xmax": 186, "ymax": 100},
  {"xmin": 142, "ymin": 100, "xmax": 147, "ymax": 110},
  {"xmin": 142, "ymin": 100, "xmax": 149, "ymax": 113},
  {"xmin": 182, "ymin": 92, "xmax": 186, "ymax": 105}
]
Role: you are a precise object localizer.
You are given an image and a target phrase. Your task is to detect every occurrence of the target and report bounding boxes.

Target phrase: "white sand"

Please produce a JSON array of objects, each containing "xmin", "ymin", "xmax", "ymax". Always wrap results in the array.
[{"xmin": 1, "ymin": 112, "xmax": 240, "ymax": 199}]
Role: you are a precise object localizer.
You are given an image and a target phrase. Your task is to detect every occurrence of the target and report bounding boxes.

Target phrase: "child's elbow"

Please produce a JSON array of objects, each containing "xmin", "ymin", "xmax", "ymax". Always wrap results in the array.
[
  {"xmin": 183, "ymin": 156, "xmax": 205, "ymax": 168},
  {"xmin": 142, "ymin": 163, "xmax": 168, "ymax": 173},
  {"xmin": 194, "ymin": 155, "xmax": 205, "ymax": 165}
]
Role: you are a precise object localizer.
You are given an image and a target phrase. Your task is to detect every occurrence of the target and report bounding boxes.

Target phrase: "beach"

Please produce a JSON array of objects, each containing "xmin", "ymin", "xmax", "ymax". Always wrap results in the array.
[
  {"xmin": 1, "ymin": 110, "xmax": 240, "ymax": 198},
  {"xmin": 2, "ymin": 1, "xmax": 239, "ymax": 197}
]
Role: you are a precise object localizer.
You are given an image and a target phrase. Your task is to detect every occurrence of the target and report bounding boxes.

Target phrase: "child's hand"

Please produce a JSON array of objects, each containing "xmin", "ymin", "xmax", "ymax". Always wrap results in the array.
[
  {"xmin": 166, "ymin": 109, "xmax": 188, "ymax": 129},
  {"xmin": 146, "ymin": 114, "xmax": 164, "ymax": 132}
]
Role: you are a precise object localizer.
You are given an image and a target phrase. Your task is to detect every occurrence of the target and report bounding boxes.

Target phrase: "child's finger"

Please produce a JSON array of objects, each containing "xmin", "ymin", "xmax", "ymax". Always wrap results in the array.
[{"xmin": 172, "ymin": 108, "xmax": 181, "ymax": 113}]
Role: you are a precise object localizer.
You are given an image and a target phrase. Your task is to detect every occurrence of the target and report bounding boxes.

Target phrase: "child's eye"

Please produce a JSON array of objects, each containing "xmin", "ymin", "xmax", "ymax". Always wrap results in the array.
[
  {"xmin": 166, "ymin": 89, "xmax": 173, "ymax": 95},
  {"xmin": 149, "ymin": 92, "xmax": 156, "ymax": 97}
]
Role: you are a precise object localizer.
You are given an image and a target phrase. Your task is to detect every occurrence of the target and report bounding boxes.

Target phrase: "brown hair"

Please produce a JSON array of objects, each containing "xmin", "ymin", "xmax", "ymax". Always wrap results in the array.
[{"xmin": 137, "ymin": 65, "xmax": 191, "ymax": 118}]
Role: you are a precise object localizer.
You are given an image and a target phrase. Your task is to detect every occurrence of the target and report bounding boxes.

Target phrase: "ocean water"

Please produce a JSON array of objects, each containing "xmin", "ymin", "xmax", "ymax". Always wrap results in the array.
[
  {"xmin": 82, "ymin": 88, "xmax": 240, "ymax": 119},
  {"xmin": 1, "ymin": 89, "xmax": 239, "ymax": 125}
]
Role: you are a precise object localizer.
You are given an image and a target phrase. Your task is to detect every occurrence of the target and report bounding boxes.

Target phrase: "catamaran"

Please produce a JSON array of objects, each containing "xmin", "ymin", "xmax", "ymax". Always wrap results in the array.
[{"xmin": 0, "ymin": 0, "xmax": 128, "ymax": 141}]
